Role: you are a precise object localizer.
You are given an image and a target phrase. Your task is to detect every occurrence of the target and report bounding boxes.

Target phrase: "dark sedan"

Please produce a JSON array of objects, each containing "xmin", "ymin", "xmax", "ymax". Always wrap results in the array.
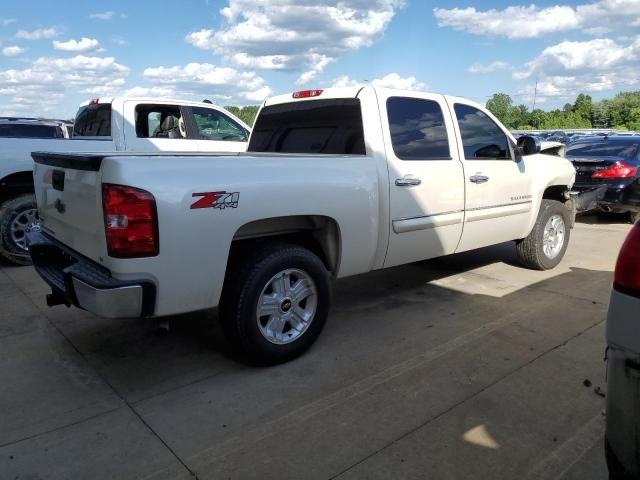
[{"xmin": 566, "ymin": 136, "xmax": 640, "ymax": 222}]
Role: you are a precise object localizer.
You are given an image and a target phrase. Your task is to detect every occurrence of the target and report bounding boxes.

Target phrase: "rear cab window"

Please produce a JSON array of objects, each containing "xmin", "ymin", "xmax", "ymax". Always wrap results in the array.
[
  {"xmin": 73, "ymin": 103, "xmax": 111, "ymax": 137},
  {"xmin": 387, "ymin": 97, "xmax": 450, "ymax": 160},
  {"xmin": 248, "ymin": 98, "xmax": 365, "ymax": 154},
  {"xmin": 0, "ymin": 124, "xmax": 63, "ymax": 138},
  {"xmin": 454, "ymin": 104, "xmax": 511, "ymax": 160}
]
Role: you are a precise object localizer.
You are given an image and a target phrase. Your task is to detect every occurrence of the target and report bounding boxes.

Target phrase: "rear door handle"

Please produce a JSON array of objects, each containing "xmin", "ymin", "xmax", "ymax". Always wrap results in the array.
[
  {"xmin": 470, "ymin": 175, "xmax": 489, "ymax": 184},
  {"xmin": 396, "ymin": 177, "xmax": 422, "ymax": 187}
]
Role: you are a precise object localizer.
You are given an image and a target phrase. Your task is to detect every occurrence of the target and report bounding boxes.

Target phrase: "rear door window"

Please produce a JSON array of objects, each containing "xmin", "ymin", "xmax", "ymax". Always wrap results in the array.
[
  {"xmin": 248, "ymin": 98, "xmax": 365, "ymax": 154},
  {"xmin": 191, "ymin": 107, "xmax": 248, "ymax": 142},
  {"xmin": 387, "ymin": 97, "xmax": 450, "ymax": 160},
  {"xmin": 73, "ymin": 104, "xmax": 111, "ymax": 137},
  {"xmin": 135, "ymin": 104, "xmax": 185, "ymax": 139},
  {"xmin": 454, "ymin": 104, "xmax": 511, "ymax": 159}
]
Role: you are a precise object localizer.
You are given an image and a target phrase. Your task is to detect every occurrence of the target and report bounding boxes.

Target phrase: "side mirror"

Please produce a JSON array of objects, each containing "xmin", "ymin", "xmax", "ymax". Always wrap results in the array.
[{"xmin": 515, "ymin": 135, "xmax": 541, "ymax": 156}]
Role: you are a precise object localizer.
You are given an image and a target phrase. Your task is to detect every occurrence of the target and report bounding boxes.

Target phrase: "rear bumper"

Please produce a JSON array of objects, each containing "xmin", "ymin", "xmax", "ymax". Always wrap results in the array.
[
  {"xmin": 26, "ymin": 230, "xmax": 156, "ymax": 318},
  {"xmin": 572, "ymin": 181, "xmax": 640, "ymax": 213}
]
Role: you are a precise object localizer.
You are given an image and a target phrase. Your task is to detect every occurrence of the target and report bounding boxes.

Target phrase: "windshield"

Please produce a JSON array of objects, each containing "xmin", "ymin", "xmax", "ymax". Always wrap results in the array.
[{"xmin": 567, "ymin": 141, "xmax": 639, "ymax": 158}]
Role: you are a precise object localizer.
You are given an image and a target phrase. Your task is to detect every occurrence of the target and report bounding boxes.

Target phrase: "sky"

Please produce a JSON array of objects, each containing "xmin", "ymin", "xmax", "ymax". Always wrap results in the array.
[{"xmin": 0, "ymin": 0, "xmax": 638, "ymax": 118}]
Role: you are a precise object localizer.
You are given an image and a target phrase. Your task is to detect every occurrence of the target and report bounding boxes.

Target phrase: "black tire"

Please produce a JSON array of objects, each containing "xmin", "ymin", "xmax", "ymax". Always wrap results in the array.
[
  {"xmin": 516, "ymin": 199, "xmax": 571, "ymax": 270},
  {"xmin": 0, "ymin": 194, "xmax": 38, "ymax": 266},
  {"xmin": 219, "ymin": 243, "xmax": 332, "ymax": 365}
]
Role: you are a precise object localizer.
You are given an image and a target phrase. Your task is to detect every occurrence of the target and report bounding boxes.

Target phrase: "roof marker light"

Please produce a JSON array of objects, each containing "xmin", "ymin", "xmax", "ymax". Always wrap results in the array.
[
  {"xmin": 89, "ymin": 98, "xmax": 100, "ymax": 105},
  {"xmin": 292, "ymin": 90, "xmax": 323, "ymax": 99}
]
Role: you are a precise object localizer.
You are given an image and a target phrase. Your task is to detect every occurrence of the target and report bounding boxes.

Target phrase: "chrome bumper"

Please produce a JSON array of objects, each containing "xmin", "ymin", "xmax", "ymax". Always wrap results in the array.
[{"xmin": 26, "ymin": 231, "xmax": 155, "ymax": 318}]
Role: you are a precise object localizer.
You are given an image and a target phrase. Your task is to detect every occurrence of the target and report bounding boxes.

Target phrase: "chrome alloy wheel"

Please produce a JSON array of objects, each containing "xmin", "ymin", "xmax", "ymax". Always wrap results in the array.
[
  {"xmin": 256, "ymin": 268, "xmax": 318, "ymax": 345},
  {"xmin": 10, "ymin": 208, "xmax": 40, "ymax": 252},
  {"xmin": 542, "ymin": 214, "xmax": 565, "ymax": 259}
]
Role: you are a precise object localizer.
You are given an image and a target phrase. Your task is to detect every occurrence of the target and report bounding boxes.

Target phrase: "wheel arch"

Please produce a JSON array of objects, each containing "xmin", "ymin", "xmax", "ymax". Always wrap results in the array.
[
  {"xmin": 229, "ymin": 215, "xmax": 342, "ymax": 276},
  {"xmin": 0, "ymin": 171, "xmax": 35, "ymax": 205}
]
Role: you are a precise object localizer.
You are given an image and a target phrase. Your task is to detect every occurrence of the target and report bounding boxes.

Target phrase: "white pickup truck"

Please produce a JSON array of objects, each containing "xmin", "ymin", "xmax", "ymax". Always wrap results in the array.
[
  {"xmin": 0, "ymin": 97, "xmax": 250, "ymax": 265},
  {"xmin": 28, "ymin": 86, "xmax": 576, "ymax": 364}
]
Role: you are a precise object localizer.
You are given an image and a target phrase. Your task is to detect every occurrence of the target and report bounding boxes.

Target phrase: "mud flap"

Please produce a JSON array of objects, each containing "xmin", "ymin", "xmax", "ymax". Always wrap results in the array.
[{"xmin": 571, "ymin": 185, "xmax": 607, "ymax": 212}]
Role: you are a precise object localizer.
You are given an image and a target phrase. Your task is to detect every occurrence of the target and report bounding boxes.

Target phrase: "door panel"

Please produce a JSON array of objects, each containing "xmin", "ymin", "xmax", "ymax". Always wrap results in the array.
[
  {"xmin": 448, "ymin": 102, "xmax": 533, "ymax": 252},
  {"xmin": 382, "ymin": 93, "xmax": 465, "ymax": 268}
]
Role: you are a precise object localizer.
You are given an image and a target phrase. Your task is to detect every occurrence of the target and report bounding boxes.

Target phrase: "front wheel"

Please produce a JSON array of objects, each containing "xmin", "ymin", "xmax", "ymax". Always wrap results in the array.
[
  {"xmin": 0, "ymin": 194, "xmax": 39, "ymax": 266},
  {"xmin": 219, "ymin": 244, "xmax": 332, "ymax": 365},
  {"xmin": 516, "ymin": 199, "xmax": 571, "ymax": 270}
]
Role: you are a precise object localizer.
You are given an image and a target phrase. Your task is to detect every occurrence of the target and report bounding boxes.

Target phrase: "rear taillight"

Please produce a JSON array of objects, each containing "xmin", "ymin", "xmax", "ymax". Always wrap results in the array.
[
  {"xmin": 102, "ymin": 183, "xmax": 158, "ymax": 258},
  {"xmin": 614, "ymin": 225, "xmax": 640, "ymax": 298},
  {"xmin": 592, "ymin": 161, "xmax": 638, "ymax": 179}
]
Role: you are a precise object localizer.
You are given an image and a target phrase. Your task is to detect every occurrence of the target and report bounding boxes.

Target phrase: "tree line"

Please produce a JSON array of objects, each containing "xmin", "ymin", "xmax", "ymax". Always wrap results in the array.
[{"xmin": 485, "ymin": 91, "xmax": 640, "ymax": 131}]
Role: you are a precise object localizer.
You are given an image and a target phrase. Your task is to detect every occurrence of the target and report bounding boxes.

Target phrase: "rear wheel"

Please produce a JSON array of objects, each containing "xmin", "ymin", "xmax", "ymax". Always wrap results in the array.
[
  {"xmin": 0, "ymin": 194, "xmax": 39, "ymax": 266},
  {"xmin": 219, "ymin": 243, "xmax": 332, "ymax": 365},
  {"xmin": 516, "ymin": 199, "xmax": 571, "ymax": 270}
]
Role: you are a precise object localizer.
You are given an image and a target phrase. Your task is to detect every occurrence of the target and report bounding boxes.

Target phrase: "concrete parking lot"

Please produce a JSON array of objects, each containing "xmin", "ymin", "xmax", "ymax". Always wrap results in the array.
[{"xmin": 0, "ymin": 215, "xmax": 630, "ymax": 479}]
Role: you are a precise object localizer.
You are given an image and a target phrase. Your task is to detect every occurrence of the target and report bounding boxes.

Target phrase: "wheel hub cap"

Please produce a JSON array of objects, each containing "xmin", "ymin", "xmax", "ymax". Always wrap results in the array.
[
  {"xmin": 542, "ymin": 214, "xmax": 565, "ymax": 259},
  {"xmin": 9, "ymin": 208, "xmax": 39, "ymax": 252},
  {"xmin": 256, "ymin": 268, "xmax": 318, "ymax": 345}
]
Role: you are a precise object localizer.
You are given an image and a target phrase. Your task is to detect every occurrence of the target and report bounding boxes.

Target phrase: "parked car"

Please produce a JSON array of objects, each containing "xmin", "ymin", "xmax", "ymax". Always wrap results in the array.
[
  {"xmin": 605, "ymin": 221, "xmax": 640, "ymax": 479},
  {"xmin": 566, "ymin": 136, "xmax": 640, "ymax": 222},
  {"xmin": 0, "ymin": 117, "xmax": 72, "ymax": 139},
  {"xmin": 0, "ymin": 97, "xmax": 251, "ymax": 265},
  {"xmin": 28, "ymin": 86, "xmax": 577, "ymax": 364}
]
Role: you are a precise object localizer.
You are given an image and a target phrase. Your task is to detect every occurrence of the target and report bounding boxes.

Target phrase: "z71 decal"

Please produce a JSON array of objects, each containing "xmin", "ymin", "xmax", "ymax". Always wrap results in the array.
[{"xmin": 191, "ymin": 191, "xmax": 240, "ymax": 210}]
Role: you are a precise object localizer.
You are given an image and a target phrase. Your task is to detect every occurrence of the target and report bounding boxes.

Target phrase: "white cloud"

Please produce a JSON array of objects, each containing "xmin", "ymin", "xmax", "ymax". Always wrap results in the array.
[
  {"xmin": 53, "ymin": 37, "xmax": 101, "ymax": 53},
  {"xmin": 434, "ymin": 1, "xmax": 640, "ymax": 39},
  {"xmin": 186, "ymin": 0, "xmax": 404, "ymax": 83},
  {"xmin": 514, "ymin": 36, "xmax": 640, "ymax": 100},
  {"xmin": 468, "ymin": 61, "xmax": 510, "ymax": 74},
  {"xmin": 1, "ymin": 19, "xmax": 17, "ymax": 26},
  {"xmin": 331, "ymin": 73, "xmax": 428, "ymax": 91},
  {"xmin": 15, "ymin": 27, "xmax": 58, "ymax": 40},
  {"xmin": 0, "ymin": 55, "xmax": 129, "ymax": 115},
  {"xmin": 142, "ymin": 62, "xmax": 273, "ymax": 103},
  {"xmin": 90, "ymin": 11, "xmax": 114, "ymax": 21},
  {"xmin": 2, "ymin": 46, "xmax": 25, "ymax": 57}
]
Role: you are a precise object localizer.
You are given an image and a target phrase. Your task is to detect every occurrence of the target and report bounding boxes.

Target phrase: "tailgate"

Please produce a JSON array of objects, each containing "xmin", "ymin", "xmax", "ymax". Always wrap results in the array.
[{"xmin": 32, "ymin": 152, "xmax": 105, "ymax": 260}]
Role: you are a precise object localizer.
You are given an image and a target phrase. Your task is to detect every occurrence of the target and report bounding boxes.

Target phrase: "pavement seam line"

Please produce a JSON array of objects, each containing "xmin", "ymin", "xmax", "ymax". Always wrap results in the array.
[
  {"xmin": 187, "ymin": 300, "xmax": 544, "ymax": 465},
  {"xmin": 524, "ymin": 412, "xmax": 605, "ymax": 480},
  {"xmin": 0, "ymin": 406, "xmax": 124, "ymax": 449},
  {"xmin": 329, "ymin": 317, "xmax": 605, "ymax": 480},
  {"xmin": 9, "ymin": 278, "xmax": 200, "ymax": 480}
]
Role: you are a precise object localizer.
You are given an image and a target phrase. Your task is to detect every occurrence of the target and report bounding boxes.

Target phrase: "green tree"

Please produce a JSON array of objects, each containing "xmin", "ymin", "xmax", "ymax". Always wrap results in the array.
[
  {"xmin": 486, "ymin": 93, "xmax": 514, "ymax": 127},
  {"xmin": 224, "ymin": 105, "xmax": 260, "ymax": 126},
  {"xmin": 573, "ymin": 94, "xmax": 592, "ymax": 123},
  {"xmin": 591, "ymin": 101, "xmax": 611, "ymax": 128}
]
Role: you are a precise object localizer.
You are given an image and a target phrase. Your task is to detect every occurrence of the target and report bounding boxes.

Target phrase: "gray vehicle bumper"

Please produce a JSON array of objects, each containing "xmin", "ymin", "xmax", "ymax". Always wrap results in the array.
[{"xmin": 26, "ymin": 230, "xmax": 156, "ymax": 318}]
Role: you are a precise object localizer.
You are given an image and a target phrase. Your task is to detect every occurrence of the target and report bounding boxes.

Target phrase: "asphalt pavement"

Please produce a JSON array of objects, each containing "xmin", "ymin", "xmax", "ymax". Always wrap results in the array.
[{"xmin": 0, "ymin": 214, "xmax": 629, "ymax": 479}]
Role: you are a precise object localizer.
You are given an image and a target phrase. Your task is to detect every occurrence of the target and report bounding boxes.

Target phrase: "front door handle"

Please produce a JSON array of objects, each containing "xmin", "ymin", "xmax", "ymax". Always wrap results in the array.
[
  {"xmin": 396, "ymin": 177, "xmax": 422, "ymax": 187},
  {"xmin": 470, "ymin": 175, "xmax": 489, "ymax": 184}
]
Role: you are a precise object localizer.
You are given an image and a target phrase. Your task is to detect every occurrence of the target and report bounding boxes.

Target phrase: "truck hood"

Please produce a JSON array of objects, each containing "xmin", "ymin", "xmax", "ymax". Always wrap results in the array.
[{"xmin": 539, "ymin": 141, "xmax": 565, "ymax": 157}]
